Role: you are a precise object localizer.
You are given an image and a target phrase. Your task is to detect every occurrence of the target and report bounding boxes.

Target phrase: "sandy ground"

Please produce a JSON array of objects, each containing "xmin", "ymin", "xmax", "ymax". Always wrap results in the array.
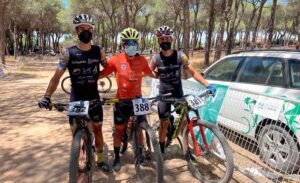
[
  {"xmin": 0, "ymin": 55, "xmax": 211, "ymax": 183},
  {"xmin": 2, "ymin": 54, "xmax": 295, "ymax": 183}
]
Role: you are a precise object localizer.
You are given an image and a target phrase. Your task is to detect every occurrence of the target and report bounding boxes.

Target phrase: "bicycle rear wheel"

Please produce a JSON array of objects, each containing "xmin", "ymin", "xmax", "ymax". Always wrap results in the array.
[
  {"xmin": 98, "ymin": 77, "xmax": 112, "ymax": 93},
  {"xmin": 61, "ymin": 76, "xmax": 71, "ymax": 94},
  {"xmin": 135, "ymin": 121, "xmax": 164, "ymax": 183},
  {"xmin": 69, "ymin": 130, "xmax": 93, "ymax": 183},
  {"xmin": 183, "ymin": 119, "xmax": 234, "ymax": 183}
]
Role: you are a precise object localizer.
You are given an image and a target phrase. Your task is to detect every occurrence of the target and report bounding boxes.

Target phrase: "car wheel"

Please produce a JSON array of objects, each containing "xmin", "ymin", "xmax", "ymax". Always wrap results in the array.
[{"xmin": 258, "ymin": 124, "xmax": 300, "ymax": 173}]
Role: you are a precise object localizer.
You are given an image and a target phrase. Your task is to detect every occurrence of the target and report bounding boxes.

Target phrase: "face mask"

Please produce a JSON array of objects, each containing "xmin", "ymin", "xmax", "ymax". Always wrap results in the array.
[
  {"xmin": 124, "ymin": 45, "xmax": 137, "ymax": 56},
  {"xmin": 160, "ymin": 42, "xmax": 171, "ymax": 51},
  {"xmin": 78, "ymin": 30, "xmax": 92, "ymax": 44}
]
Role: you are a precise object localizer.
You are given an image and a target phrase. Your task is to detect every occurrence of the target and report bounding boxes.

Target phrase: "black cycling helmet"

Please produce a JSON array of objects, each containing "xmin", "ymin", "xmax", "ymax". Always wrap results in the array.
[{"xmin": 73, "ymin": 14, "xmax": 95, "ymax": 29}]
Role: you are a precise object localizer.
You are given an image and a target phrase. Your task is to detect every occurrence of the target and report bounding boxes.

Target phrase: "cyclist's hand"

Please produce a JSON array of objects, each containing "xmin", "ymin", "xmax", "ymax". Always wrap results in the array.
[
  {"xmin": 206, "ymin": 85, "xmax": 216, "ymax": 97},
  {"xmin": 38, "ymin": 97, "xmax": 52, "ymax": 110}
]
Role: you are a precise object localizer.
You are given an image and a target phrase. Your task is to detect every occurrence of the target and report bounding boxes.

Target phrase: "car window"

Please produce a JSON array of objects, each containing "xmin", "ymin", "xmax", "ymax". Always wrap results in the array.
[
  {"xmin": 289, "ymin": 60, "xmax": 300, "ymax": 89},
  {"xmin": 237, "ymin": 57, "xmax": 284, "ymax": 86},
  {"xmin": 205, "ymin": 57, "xmax": 242, "ymax": 81}
]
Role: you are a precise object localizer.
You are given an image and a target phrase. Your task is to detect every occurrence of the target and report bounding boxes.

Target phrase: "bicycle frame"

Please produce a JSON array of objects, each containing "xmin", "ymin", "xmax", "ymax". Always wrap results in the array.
[{"xmin": 165, "ymin": 95, "xmax": 211, "ymax": 157}]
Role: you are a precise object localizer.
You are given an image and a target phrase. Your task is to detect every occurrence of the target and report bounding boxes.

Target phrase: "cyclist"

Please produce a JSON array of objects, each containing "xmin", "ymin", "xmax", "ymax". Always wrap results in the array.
[
  {"xmin": 38, "ymin": 14, "xmax": 112, "ymax": 173},
  {"xmin": 100, "ymin": 27, "xmax": 157, "ymax": 171},
  {"xmin": 150, "ymin": 25, "xmax": 216, "ymax": 157}
]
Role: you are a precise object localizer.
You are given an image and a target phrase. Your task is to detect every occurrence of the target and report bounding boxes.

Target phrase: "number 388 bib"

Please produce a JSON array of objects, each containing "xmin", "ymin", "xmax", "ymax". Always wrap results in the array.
[{"xmin": 132, "ymin": 98, "xmax": 151, "ymax": 116}]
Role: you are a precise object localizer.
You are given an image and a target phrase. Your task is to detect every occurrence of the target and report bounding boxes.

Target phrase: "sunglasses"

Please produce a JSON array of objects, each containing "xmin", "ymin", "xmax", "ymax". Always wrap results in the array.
[{"xmin": 124, "ymin": 40, "xmax": 137, "ymax": 46}]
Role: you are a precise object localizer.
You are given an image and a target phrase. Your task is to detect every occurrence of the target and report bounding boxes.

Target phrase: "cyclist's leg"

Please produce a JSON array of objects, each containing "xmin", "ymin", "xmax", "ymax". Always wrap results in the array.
[
  {"xmin": 158, "ymin": 101, "xmax": 171, "ymax": 154},
  {"xmin": 89, "ymin": 102, "xmax": 112, "ymax": 173},
  {"xmin": 112, "ymin": 103, "xmax": 131, "ymax": 171}
]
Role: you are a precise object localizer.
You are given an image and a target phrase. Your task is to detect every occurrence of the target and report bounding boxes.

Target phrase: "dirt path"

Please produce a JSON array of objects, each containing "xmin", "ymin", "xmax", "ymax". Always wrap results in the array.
[{"xmin": 0, "ymin": 57, "xmax": 205, "ymax": 183}]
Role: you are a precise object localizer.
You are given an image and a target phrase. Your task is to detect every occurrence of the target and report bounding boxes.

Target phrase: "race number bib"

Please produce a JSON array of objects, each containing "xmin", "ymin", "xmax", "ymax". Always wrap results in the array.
[
  {"xmin": 132, "ymin": 98, "xmax": 151, "ymax": 116},
  {"xmin": 185, "ymin": 95, "xmax": 205, "ymax": 110},
  {"xmin": 67, "ymin": 101, "xmax": 89, "ymax": 116}
]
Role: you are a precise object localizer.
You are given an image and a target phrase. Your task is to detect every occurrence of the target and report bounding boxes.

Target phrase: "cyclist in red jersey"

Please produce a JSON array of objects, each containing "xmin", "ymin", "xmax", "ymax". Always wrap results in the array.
[{"xmin": 100, "ymin": 28, "xmax": 157, "ymax": 171}]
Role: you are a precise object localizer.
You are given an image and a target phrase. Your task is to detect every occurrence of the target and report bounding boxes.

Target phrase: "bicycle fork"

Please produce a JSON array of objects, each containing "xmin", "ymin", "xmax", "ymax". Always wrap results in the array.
[{"xmin": 185, "ymin": 117, "xmax": 209, "ymax": 157}]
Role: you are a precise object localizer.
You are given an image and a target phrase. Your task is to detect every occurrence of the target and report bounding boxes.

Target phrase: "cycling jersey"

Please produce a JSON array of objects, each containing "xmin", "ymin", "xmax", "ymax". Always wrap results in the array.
[
  {"xmin": 151, "ymin": 50, "xmax": 189, "ymax": 97},
  {"xmin": 101, "ymin": 52, "xmax": 152, "ymax": 99},
  {"xmin": 58, "ymin": 45, "xmax": 101, "ymax": 101}
]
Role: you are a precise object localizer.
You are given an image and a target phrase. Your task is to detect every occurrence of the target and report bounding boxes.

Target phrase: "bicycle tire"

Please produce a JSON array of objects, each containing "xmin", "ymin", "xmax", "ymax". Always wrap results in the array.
[
  {"xmin": 69, "ymin": 130, "xmax": 93, "ymax": 183},
  {"xmin": 61, "ymin": 76, "xmax": 71, "ymax": 94},
  {"xmin": 98, "ymin": 77, "xmax": 112, "ymax": 93},
  {"xmin": 120, "ymin": 120, "xmax": 132, "ymax": 154},
  {"xmin": 183, "ymin": 119, "xmax": 234, "ymax": 183},
  {"xmin": 135, "ymin": 121, "xmax": 164, "ymax": 183}
]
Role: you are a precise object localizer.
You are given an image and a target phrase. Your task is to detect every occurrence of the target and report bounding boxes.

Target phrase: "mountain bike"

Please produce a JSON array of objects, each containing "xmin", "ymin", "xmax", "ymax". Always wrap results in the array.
[
  {"xmin": 47, "ymin": 100, "xmax": 101, "ymax": 183},
  {"xmin": 152, "ymin": 91, "xmax": 234, "ymax": 183},
  {"xmin": 61, "ymin": 76, "xmax": 112, "ymax": 94},
  {"xmin": 103, "ymin": 96, "xmax": 164, "ymax": 183}
]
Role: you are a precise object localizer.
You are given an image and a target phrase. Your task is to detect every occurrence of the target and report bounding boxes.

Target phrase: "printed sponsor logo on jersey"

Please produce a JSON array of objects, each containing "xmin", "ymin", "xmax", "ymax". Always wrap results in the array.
[
  {"xmin": 73, "ymin": 68, "xmax": 81, "ymax": 74},
  {"xmin": 72, "ymin": 60, "xmax": 86, "ymax": 64},
  {"xmin": 88, "ymin": 59, "xmax": 99, "ymax": 64},
  {"xmin": 88, "ymin": 80, "xmax": 95, "ymax": 83},
  {"xmin": 121, "ymin": 64, "xmax": 127, "ymax": 70},
  {"xmin": 82, "ymin": 68, "xmax": 92, "ymax": 74},
  {"xmin": 93, "ymin": 66, "xmax": 98, "ymax": 74}
]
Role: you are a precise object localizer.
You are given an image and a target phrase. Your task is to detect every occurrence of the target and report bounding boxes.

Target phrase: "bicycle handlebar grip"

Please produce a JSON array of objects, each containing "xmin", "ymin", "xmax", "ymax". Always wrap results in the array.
[{"xmin": 198, "ymin": 90, "xmax": 211, "ymax": 98}]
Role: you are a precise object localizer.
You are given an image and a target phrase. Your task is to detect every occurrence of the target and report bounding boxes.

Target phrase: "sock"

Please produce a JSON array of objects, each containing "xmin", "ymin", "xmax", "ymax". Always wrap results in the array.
[
  {"xmin": 114, "ymin": 146, "xmax": 120, "ymax": 160},
  {"xmin": 159, "ymin": 141, "xmax": 165, "ymax": 154},
  {"xmin": 96, "ymin": 150, "xmax": 104, "ymax": 163}
]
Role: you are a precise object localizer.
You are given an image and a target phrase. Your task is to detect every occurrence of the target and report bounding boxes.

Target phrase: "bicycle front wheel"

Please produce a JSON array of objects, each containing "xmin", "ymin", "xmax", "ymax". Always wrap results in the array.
[
  {"xmin": 98, "ymin": 77, "xmax": 112, "ymax": 93},
  {"xmin": 183, "ymin": 119, "xmax": 234, "ymax": 183},
  {"xmin": 61, "ymin": 76, "xmax": 71, "ymax": 94},
  {"xmin": 69, "ymin": 130, "xmax": 93, "ymax": 183},
  {"xmin": 135, "ymin": 121, "xmax": 164, "ymax": 183}
]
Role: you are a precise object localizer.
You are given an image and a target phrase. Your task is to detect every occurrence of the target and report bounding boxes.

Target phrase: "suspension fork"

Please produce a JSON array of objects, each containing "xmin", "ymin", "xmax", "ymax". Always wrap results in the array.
[{"xmin": 187, "ymin": 116, "xmax": 209, "ymax": 157}]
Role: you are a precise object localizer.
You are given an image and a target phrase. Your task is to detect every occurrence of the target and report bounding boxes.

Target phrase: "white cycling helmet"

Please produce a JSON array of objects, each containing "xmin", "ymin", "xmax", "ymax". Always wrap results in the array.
[
  {"xmin": 155, "ymin": 25, "xmax": 174, "ymax": 38},
  {"xmin": 73, "ymin": 14, "xmax": 95, "ymax": 29}
]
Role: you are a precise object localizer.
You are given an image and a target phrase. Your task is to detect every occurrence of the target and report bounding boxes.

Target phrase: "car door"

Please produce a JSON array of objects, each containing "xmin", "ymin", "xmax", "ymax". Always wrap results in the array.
[{"xmin": 219, "ymin": 57, "xmax": 287, "ymax": 140}]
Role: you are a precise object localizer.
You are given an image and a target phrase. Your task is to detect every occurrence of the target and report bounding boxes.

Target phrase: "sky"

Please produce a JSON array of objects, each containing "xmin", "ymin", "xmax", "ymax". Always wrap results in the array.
[{"xmin": 62, "ymin": 0, "xmax": 68, "ymax": 8}]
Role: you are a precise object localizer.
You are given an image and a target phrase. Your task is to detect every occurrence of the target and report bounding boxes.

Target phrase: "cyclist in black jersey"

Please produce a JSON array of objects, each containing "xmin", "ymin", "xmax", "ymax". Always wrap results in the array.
[
  {"xmin": 38, "ymin": 14, "xmax": 112, "ymax": 173},
  {"xmin": 150, "ymin": 25, "xmax": 216, "ymax": 157}
]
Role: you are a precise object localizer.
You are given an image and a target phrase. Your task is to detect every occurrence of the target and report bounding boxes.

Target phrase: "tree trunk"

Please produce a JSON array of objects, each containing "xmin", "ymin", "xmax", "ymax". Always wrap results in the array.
[
  {"xmin": 243, "ymin": 4, "xmax": 258, "ymax": 49},
  {"xmin": 214, "ymin": 0, "xmax": 227, "ymax": 62},
  {"xmin": 182, "ymin": 0, "xmax": 191, "ymax": 78},
  {"xmin": 251, "ymin": 0, "xmax": 267, "ymax": 48},
  {"xmin": 204, "ymin": 0, "xmax": 215, "ymax": 66},
  {"xmin": 183, "ymin": 0, "xmax": 190, "ymax": 58},
  {"xmin": 13, "ymin": 24, "xmax": 17, "ymax": 58},
  {"xmin": 0, "ymin": 0, "xmax": 9, "ymax": 64},
  {"xmin": 226, "ymin": 0, "xmax": 240, "ymax": 55},
  {"xmin": 122, "ymin": 0, "xmax": 130, "ymax": 27},
  {"xmin": 267, "ymin": 0, "xmax": 277, "ymax": 48}
]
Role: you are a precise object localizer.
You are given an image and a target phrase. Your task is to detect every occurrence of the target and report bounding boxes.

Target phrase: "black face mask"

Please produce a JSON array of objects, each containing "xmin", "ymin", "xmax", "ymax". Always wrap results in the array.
[
  {"xmin": 160, "ymin": 42, "xmax": 171, "ymax": 51},
  {"xmin": 78, "ymin": 30, "xmax": 92, "ymax": 44}
]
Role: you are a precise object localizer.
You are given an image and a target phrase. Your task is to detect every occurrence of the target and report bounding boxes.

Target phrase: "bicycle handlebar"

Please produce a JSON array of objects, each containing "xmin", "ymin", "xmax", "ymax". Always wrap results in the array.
[
  {"xmin": 159, "ymin": 89, "xmax": 212, "ymax": 104},
  {"xmin": 49, "ymin": 103, "xmax": 68, "ymax": 111}
]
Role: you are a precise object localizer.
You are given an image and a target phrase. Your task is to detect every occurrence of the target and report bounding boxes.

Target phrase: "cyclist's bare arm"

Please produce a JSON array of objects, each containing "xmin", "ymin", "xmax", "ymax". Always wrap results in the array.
[
  {"xmin": 44, "ymin": 68, "xmax": 65, "ymax": 97},
  {"xmin": 99, "ymin": 61, "xmax": 114, "ymax": 79},
  {"xmin": 185, "ymin": 64, "xmax": 209, "ymax": 87},
  {"xmin": 100, "ymin": 50, "xmax": 108, "ymax": 67},
  {"xmin": 149, "ymin": 56, "xmax": 159, "ymax": 78}
]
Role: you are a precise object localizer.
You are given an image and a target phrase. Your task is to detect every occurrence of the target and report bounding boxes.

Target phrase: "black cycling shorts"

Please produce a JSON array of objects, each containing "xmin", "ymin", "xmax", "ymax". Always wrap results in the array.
[
  {"xmin": 113, "ymin": 101, "xmax": 149, "ymax": 125},
  {"xmin": 158, "ymin": 101, "xmax": 173, "ymax": 120},
  {"xmin": 69, "ymin": 99, "xmax": 103, "ymax": 125},
  {"xmin": 113, "ymin": 102, "xmax": 134, "ymax": 125}
]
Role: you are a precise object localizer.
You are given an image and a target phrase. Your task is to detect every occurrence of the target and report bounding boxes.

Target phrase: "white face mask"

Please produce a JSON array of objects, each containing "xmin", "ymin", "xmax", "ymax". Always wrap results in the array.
[{"xmin": 124, "ymin": 45, "xmax": 137, "ymax": 56}]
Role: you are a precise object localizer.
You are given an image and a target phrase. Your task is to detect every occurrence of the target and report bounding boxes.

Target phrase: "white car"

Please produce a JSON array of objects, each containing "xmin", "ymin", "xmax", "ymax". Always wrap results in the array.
[{"xmin": 201, "ymin": 50, "xmax": 300, "ymax": 173}]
